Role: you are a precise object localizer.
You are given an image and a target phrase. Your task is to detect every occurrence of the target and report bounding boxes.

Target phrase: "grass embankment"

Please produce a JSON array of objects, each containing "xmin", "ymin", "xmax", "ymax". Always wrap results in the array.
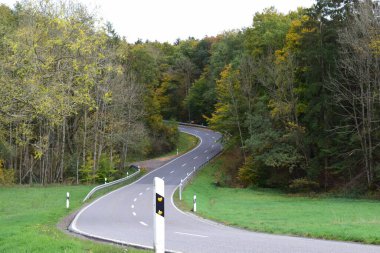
[
  {"xmin": 177, "ymin": 154, "xmax": 380, "ymax": 244},
  {"xmin": 0, "ymin": 185, "xmax": 150, "ymax": 253},
  {"xmin": 126, "ymin": 132, "xmax": 199, "ymax": 163},
  {"xmin": 164, "ymin": 131, "xmax": 199, "ymax": 157}
]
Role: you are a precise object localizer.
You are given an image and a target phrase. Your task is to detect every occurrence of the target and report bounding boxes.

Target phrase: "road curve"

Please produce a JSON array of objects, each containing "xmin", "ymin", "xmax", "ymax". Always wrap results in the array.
[{"xmin": 70, "ymin": 126, "xmax": 380, "ymax": 253}]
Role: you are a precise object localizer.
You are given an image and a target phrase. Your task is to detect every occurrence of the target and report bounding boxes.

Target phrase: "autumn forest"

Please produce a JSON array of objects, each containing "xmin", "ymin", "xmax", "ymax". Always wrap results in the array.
[{"xmin": 0, "ymin": 0, "xmax": 379, "ymax": 193}]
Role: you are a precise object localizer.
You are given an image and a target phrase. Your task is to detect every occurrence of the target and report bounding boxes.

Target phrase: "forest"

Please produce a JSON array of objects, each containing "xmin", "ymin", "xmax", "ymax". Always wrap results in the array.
[{"xmin": 0, "ymin": 0, "xmax": 379, "ymax": 193}]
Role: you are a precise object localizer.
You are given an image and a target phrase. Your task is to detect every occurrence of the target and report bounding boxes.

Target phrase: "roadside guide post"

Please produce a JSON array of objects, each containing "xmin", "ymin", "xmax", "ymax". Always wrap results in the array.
[
  {"xmin": 104, "ymin": 177, "xmax": 107, "ymax": 184},
  {"xmin": 179, "ymin": 179, "xmax": 183, "ymax": 201},
  {"xmin": 193, "ymin": 194, "xmax": 197, "ymax": 212},
  {"xmin": 154, "ymin": 177, "xmax": 165, "ymax": 253},
  {"xmin": 66, "ymin": 192, "xmax": 70, "ymax": 209}
]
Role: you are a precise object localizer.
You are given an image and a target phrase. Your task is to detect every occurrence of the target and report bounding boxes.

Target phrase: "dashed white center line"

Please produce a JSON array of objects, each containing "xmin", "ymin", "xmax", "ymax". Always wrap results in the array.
[
  {"xmin": 182, "ymin": 163, "xmax": 186, "ymax": 167},
  {"xmin": 170, "ymin": 170, "xmax": 175, "ymax": 174},
  {"xmin": 146, "ymin": 187, "xmax": 150, "ymax": 191},
  {"xmin": 162, "ymin": 177, "xmax": 165, "ymax": 180},
  {"xmin": 131, "ymin": 205, "xmax": 134, "ymax": 209},
  {"xmin": 132, "ymin": 212, "xmax": 136, "ymax": 216},
  {"xmin": 193, "ymin": 156, "xmax": 198, "ymax": 160},
  {"xmin": 204, "ymin": 150, "xmax": 208, "ymax": 153},
  {"xmin": 139, "ymin": 192, "xmax": 143, "ymax": 196},
  {"xmin": 133, "ymin": 198, "xmax": 137, "ymax": 202},
  {"xmin": 174, "ymin": 232, "xmax": 208, "ymax": 238},
  {"xmin": 140, "ymin": 221, "xmax": 148, "ymax": 227}
]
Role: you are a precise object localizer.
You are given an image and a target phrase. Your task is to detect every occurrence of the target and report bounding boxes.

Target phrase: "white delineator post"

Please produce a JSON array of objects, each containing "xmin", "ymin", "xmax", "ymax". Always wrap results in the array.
[
  {"xmin": 154, "ymin": 177, "xmax": 165, "ymax": 253},
  {"xmin": 193, "ymin": 194, "xmax": 197, "ymax": 212},
  {"xmin": 66, "ymin": 192, "xmax": 70, "ymax": 209},
  {"xmin": 179, "ymin": 179, "xmax": 183, "ymax": 201},
  {"xmin": 104, "ymin": 177, "xmax": 107, "ymax": 184}
]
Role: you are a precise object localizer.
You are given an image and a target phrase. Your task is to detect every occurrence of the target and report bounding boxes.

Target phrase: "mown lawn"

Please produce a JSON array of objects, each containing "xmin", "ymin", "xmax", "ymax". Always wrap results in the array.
[
  {"xmin": 178, "ymin": 155, "xmax": 380, "ymax": 244},
  {"xmin": 0, "ymin": 185, "xmax": 151, "ymax": 253}
]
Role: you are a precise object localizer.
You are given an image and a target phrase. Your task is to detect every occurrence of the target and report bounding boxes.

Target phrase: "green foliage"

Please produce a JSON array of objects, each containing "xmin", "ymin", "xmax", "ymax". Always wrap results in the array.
[
  {"xmin": 289, "ymin": 177, "xmax": 320, "ymax": 193},
  {"xmin": 0, "ymin": 160, "xmax": 14, "ymax": 185},
  {"xmin": 0, "ymin": 0, "xmax": 378, "ymax": 193},
  {"xmin": 245, "ymin": 7, "xmax": 292, "ymax": 56},
  {"xmin": 95, "ymin": 154, "xmax": 118, "ymax": 183},
  {"xmin": 185, "ymin": 70, "xmax": 216, "ymax": 124},
  {"xmin": 79, "ymin": 156, "xmax": 97, "ymax": 184},
  {"xmin": 237, "ymin": 156, "xmax": 256, "ymax": 187}
]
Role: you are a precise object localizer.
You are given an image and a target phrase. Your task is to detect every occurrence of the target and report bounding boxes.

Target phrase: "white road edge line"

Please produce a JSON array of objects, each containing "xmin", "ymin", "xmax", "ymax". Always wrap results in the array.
[
  {"xmin": 174, "ymin": 232, "xmax": 208, "ymax": 238},
  {"xmin": 139, "ymin": 221, "xmax": 148, "ymax": 227},
  {"xmin": 70, "ymin": 126, "xmax": 204, "ymax": 253}
]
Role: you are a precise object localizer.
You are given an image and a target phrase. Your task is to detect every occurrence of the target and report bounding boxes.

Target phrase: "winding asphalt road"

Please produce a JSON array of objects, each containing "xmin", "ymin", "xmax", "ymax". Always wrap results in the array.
[{"xmin": 70, "ymin": 126, "xmax": 380, "ymax": 253}]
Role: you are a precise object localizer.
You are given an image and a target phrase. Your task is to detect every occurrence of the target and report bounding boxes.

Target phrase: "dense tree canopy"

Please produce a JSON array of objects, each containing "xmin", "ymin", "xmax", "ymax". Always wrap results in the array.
[{"xmin": 0, "ymin": 0, "xmax": 379, "ymax": 193}]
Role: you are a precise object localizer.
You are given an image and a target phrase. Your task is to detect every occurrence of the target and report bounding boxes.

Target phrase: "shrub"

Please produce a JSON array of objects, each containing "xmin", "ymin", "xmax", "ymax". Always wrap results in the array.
[
  {"xmin": 0, "ymin": 160, "xmax": 15, "ymax": 185},
  {"xmin": 289, "ymin": 177, "xmax": 319, "ymax": 193}
]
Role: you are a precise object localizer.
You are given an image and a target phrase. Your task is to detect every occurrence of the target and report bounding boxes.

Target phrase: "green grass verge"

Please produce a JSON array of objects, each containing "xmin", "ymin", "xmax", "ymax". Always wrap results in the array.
[
  {"xmin": 0, "ymin": 185, "xmax": 151, "ymax": 253},
  {"xmin": 126, "ymin": 132, "xmax": 199, "ymax": 163},
  {"xmin": 164, "ymin": 132, "xmax": 199, "ymax": 157},
  {"xmin": 176, "ymin": 154, "xmax": 380, "ymax": 244}
]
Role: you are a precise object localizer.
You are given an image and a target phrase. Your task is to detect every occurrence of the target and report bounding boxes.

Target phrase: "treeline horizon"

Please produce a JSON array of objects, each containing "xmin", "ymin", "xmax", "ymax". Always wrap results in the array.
[{"xmin": 1, "ymin": 0, "xmax": 379, "ymax": 193}]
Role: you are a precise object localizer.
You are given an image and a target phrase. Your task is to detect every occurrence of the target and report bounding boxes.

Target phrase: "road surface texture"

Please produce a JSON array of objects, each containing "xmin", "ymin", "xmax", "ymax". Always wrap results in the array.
[{"xmin": 70, "ymin": 126, "xmax": 380, "ymax": 253}]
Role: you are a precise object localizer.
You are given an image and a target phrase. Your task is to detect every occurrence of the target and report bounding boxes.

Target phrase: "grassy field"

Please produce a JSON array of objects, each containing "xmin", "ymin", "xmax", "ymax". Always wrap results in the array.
[
  {"xmin": 0, "ymin": 185, "xmax": 151, "ymax": 253},
  {"xmin": 177, "ymin": 155, "xmax": 380, "ymax": 244}
]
